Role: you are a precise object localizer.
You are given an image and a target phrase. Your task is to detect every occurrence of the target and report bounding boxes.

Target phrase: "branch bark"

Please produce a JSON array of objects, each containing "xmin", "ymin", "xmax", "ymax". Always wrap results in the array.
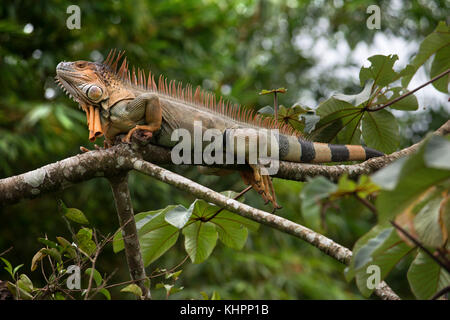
[{"xmin": 108, "ymin": 172, "xmax": 150, "ymax": 299}]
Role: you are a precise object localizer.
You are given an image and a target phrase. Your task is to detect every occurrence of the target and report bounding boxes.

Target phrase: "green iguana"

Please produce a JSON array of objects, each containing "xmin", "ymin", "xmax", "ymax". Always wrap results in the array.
[{"xmin": 55, "ymin": 50, "xmax": 383, "ymax": 208}]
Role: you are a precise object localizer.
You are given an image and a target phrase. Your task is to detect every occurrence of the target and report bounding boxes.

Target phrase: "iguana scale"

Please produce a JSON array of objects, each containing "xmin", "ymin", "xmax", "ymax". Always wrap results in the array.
[{"xmin": 55, "ymin": 50, "xmax": 383, "ymax": 208}]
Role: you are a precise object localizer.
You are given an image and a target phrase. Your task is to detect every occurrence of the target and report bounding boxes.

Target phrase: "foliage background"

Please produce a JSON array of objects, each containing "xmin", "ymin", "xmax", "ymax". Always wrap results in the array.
[{"xmin": 0, "ymin": 0, "xmax": 448, "ymax": 299}]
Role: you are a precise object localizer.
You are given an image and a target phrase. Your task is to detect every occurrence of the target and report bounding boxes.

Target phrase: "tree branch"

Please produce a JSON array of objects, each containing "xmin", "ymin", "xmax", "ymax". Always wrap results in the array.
[
  {"xmin": 108, "ymin": 172, "xmax": 150, "ymax": 299},
  {"xmin": 131, "ymin": 157, "xmax": 400, "ymax": 300},
  {"xmin": 2, "ymin": 120, "xmax": 447, "ymax": 206}
]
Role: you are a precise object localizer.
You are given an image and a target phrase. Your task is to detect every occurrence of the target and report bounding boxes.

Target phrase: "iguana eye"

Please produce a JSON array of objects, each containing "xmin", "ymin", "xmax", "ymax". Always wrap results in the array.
[
  {"xmin": 75, "ymin": 61, "xmax": 88, "ymax": 68},
  {"xmin": 87, "ymin": 85, "xmax": 103, "ymax": 101}
]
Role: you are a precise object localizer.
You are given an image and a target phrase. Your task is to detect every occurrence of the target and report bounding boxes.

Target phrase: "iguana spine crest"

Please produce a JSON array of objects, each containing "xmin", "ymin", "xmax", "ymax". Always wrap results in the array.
[{"xmin": 104, "ymin": 49, "xmax": 299, "ymax": 136}]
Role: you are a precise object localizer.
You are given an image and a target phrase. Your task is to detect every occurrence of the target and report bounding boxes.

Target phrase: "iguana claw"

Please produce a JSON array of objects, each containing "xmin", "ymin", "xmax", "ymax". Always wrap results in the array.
[
  {"xmin": 240, "ymin": 164, "xmax": 281, "ymax": 209},
  {"xmin": 122, "ymin": 125, "xmax": 154, "ymax": 143}
]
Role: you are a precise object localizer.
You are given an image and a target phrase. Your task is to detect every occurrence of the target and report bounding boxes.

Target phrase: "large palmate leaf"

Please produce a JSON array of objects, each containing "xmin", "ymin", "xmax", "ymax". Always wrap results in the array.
[
  {"xmin": 346, "ymin": 225, "xmax": 413, "ymax": 297},
  {"xmin": 310, "ymin": 97, "xmax": 363, "ymax": 143},
  {"xmin": 183, "ymin": 220, "xmax": 218, "ymax": 264},
  {"xmin": 407, "ymin": 250, "xmax": 450, "ymax": 299},
  {"xmin": 430, "ymin": 44, "xmax": 450, "ymax": 93},
  {"xmin": 374, "ymin": 135, "xmax": 450, "ymax": 223},
  {"xmin": 113, "ymin": 206, "xmax": 181, "ymax": 266},
  {"xmin": 210, "ymin": 211, "xmax": 250, "ymax": 250},
  {"xmin": 402, "ymin": 21, "xmax": 450, "ymax": 88},
  {"xmin": 359, "ymin": 54, "xmax": 399, "ymax": 87}
]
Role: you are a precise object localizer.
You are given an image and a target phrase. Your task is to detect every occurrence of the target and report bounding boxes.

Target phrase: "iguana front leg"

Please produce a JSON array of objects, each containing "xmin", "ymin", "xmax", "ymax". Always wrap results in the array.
[{"xmin": 121, "ymin": 93, "xmax": 163, "ymax": 143}]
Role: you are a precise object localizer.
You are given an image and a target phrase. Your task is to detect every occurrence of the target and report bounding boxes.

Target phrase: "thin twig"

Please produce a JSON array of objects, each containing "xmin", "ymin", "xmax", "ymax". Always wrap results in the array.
[
  {"xmin": 205, "ymin": 185, "xmax": 252, "ymax": 222},
  {"xmin": 368, "ymin": 68, "xmax": 450, "ymax": 112},
  {"xmin": 353, "ymin": 193, "xmax": 377, "ymax": 215},
  {"xmin": 391, "ymin": 221, "xmax": 450, "ymax": 274},
  {"xmin": 431, "ymin": 285, "xmax": 450, "ymax": 300}
]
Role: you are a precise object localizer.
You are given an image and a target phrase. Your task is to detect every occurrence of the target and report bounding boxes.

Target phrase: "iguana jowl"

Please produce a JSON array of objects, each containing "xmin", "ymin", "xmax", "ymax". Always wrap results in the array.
[{"xmin": 55, "ymin": 50, "xmax": 383, "ymax": 208}]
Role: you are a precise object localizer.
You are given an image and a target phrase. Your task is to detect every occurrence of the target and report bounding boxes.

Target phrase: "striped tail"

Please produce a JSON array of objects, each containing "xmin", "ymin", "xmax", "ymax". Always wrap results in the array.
[{"xmin": 278, "ymin": 135, "xmax": 384, "ymax": 163}]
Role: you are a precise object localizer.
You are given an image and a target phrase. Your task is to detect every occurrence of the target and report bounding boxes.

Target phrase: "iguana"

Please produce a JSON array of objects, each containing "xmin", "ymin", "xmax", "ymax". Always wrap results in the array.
[{"xmin": 55, "ymin": 50, "xmax": 383, "ymax": 208}]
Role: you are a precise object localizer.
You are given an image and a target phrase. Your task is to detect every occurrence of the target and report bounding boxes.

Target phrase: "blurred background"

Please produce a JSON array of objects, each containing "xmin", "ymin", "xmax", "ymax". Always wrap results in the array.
[{"xmin": 0, "ymin": 0, "xmax": 448, "ymax": 299}]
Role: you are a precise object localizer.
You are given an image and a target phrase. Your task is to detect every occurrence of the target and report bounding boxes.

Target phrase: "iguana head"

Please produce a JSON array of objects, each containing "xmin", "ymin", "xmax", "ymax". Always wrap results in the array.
[{"xmin": 56, "ymin": 58, "xmax": 134, "ymax": 109}]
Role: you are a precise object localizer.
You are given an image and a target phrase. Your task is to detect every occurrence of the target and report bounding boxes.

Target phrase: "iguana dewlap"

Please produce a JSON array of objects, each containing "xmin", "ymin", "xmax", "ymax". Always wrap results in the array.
[{"xmin": 55, "ymin": 50, "xmax": 383, "ymax": 208}]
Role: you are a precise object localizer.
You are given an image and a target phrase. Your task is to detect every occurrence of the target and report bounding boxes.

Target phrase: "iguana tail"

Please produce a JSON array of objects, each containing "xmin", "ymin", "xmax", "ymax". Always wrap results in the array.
[
  {"xmin": 278, "ymin": 134, "xmax": 384, "ymax": 163},
  {"xmin": 224, "ymin": 129, "xmax": 384, "ymax": 164}
]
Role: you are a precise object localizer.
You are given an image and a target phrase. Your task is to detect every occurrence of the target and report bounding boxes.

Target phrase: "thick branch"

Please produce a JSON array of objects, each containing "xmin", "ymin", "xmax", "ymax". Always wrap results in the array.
[
  {"xmin": 131, "ymin": 158, "xmax": 400, "ymax": 300},
  {"xmin": 1, "ymin": 120, "xmax": 448, "ymax": 206},
  {"xmin": 108, "ymin": 172, "xmax": 150, "ymax": 299},
  {"xmin": 0, "ymin": 144, "xmax": 133, "ymax": 206}
]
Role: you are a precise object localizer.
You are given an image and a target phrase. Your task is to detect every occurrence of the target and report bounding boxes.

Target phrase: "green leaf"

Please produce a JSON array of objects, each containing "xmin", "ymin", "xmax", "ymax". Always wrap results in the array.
[
  {"xmin": 375, "ymin": 136, "xmax": 450, "ymax": 223},
  {"xmin": 377, "ymin": 87, "xmax": 419, "ymax": 111},
  {"xmin": 353, "ymin": 228, "xmax": 392, "ymax": 270},
  {"xmin": 140, "ymin": 221, "xmax": 179, "ymax": 266},
  {"xmin": 85, "ymin": 268, "xmax": 103, "ymax": 287},
  {"xmin": 38, "ymin": 238, "xmax": 58, "ymax": 248},
  {"xmin": 277, "ymin": 105, "xmax": 306, "ymax": 132},
  {"xmin": 115, "ymin": 209, "xmax": 180, "ymax": 266},
  {"xmin": 112, "ymin": 207, "xmax": 168, "ymax": 252},
  {"xmin": 42, "ymin": 248, "xmax": 62, "ymax": 263},
  {"xmin": 183, "ymin": 220, "xmax": 218, "ymax": 264},
  {"xmin": 17, "ymin": 274, "xmax": 33, "ymax": 293},
  {"xmin": 166, "ymin": 270, "xmax": 182, "ymax": 280},
  {"xmin": 359, "ymin": 54, "xmax": 399, "ymax": 87},
  {"xmin": 335, "ymin": 112, "xmax": 363, "ymax": 145},
  {"xmin": 347, "ymin": 226, "xmax": 412, "ymax": 297},
  {"xmin": 1, "ymin": 257, "xmax": 13, "ymax": 276},
  {"xmin": 310, "ymin": 98, "xmax": 362, "ymax": 142},
  {"xmin": 371, "ymin": 157, "xmax": 408, "ymax": 190},
  {"xmin": 300, "ymin": 177, "xmax": 338, "ymax": 231},
  {"xmin": 213, "ymin": 217, "xmax": 248, "ymax": 250},
  {"xmin": 414, "ymin": 194, "xmax": 447, "ymax": 247},
  {"xmin": 76, "ymin": 228, "xmax": 96, "ymax": 256},
  {"xmin": 402, "ymin": 21, "xmax": 450, "ymax": 88},
  {"xmin": 56, "ymin": 236, "xmax": 72, "ymax": 248},
  {"xmin": 99, "ymin": 288, "xmax": 111, "ymax": 300},
  {"xmin": 361, "ymin": 109, "xmax": 399, "ymax": 154},
  {"xmin": 13, "ymin": 264, "xmax": 24, "ymax": 277},
  {"xmin": 333, "ymin": 80, "xmax": 373, "ymax": 107},
  {"xmin": 259, "ymin": 88, "xmax": 287, "ymax": 95},
  {"xmin": 164, "ymin": 205, "xmax": 192, "ymax": 229},
  {"xmin": 120, "ymin": 284, "xmax": 143, "ymax": 298},
  {"xmin": 53, "ymin": 292, "xmax": 65, "ymax": 300},
  {"xmin": 424, "ymin": 135, "xmax": 450, "ymax": 170},
  {"xmin": 430, "ymin": 44, "xmax": 450, "ymax": 93},
  {"xmin": 211, "ymin": 290, "xmax": 221, "ymax": 300},
  {"xmin": 7, "ymin": 281, "xmax": 33, "ymax": 300},
  {"xmin": 407, "ymin": 250, "xmax": 450, "ymax": 299},
  {"xmin": 64, "ymin": 208, "xmax": 89, "ymax": 225},
  {"xmin": 200, "ymin": 291, "xmax": 209, "ymax": 300},
  {"xmin": 372, "ymin": 157, "xmax": 408, "ymax": 190}
]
